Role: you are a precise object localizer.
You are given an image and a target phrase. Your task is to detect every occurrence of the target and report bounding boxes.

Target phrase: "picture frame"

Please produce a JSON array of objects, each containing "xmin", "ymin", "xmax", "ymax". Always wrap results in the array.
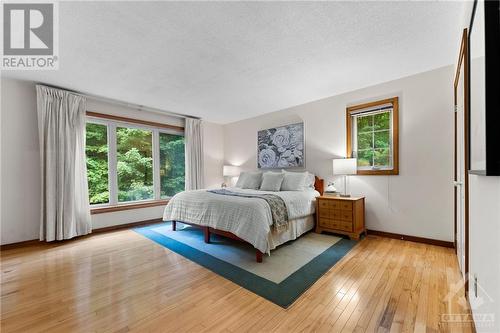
[{"xmin": 257, "ymin": 122, "xmax": 305, "ymax": 169}]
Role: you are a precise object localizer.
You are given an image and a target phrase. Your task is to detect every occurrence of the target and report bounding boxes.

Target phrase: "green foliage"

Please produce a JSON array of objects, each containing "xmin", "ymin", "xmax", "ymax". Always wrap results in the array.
[
  {"xmin": 357, "ymin": 133, "xmax": 373, "ymax": 150},
  {"xmin": 374, "ymin": 131, "xmax": 390, "ymax": 149},
  {"xmin": 159, "ymin": 133, "xmax": 185, "ymax": 198},
  {"xmin": 357, "ymin": 150, "xmax": 373, "ymax": 167},
  {"xmin": 357, "ymin": 115, "xmax": 373, "ymax": 133},
  {"xmin": 116, "ymin": 127, "xmax": 153, "ymax": 202},
  {"xmin": 374, "ymin": 112, "xmax": 390, "ymax": 130},
  {"xmin": 374, "ymin": 148, "xmax": 390, "ymax": 167},
  {"xmin": 86, "ymin": 124, "xmax": 185, "ymax": 205},
  {"xmin": 86, "ymin": 123, "xmax": 109, "ymax": 204},
  {"xmin": 356, "ymin": 111, "xmax": 391, "ymax": 168}
]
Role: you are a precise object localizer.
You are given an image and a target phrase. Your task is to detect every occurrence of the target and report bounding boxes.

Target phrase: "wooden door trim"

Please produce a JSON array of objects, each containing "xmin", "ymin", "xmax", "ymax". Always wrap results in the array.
[{"xmin": 453, "ymin": 28, "xmax": 469, "ymax": 294}]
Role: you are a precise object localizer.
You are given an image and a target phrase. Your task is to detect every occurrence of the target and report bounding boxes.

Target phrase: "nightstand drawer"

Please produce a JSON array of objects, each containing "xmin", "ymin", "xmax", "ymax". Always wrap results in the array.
[
  {"xmin": 337, "ymin": 221, "xmax": 353, "ymax": 232},
  {"xmin": 318, "ymin": 208, "xmax": 331, "ymax": 218},
  {"xmin": 340, "ymin": 210, "xmax": 352, "ymax": 221},
  {"xmin": 319, "ymin": 218, "xmax": 337, "ymax": 228},
  {"xmin": 339, "ymin": 201, "xmax": 352, "ymax": 210},
  {"xmin": 319, "ymin": 200, "xmax": 339, "ymax": 210},
  {"xmin": 318, "ymin": 200, "xmax": 330, "ymax": 209}
]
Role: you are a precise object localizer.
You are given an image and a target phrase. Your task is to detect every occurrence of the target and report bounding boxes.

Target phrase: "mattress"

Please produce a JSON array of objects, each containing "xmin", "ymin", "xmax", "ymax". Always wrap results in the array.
[{"xmin": 163, "ymin": 187, "xmax": 320, "ymax": 254}]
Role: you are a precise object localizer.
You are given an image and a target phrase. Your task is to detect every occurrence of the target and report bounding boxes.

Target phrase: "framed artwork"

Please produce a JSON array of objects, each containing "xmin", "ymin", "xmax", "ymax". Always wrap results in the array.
[{"xmin": 257, "ymin": 122, "xmax": 304, "ymax": 169}]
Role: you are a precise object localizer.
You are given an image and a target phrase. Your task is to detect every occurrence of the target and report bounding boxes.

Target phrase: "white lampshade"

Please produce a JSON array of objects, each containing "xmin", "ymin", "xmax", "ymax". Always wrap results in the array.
[
  {"xmin": 223, "ymin": 165, "xmax": 240, "ymax": 177},
  {"xmin": 332, "ymin": 158, "xmax": 357, "ymax": 175}
]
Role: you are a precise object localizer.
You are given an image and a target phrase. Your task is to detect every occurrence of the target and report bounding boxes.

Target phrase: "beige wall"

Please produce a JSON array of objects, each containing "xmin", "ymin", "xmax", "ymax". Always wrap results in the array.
[
  {"xmin": 0, "ymin": 77, "xmax": 224, "ymax": 244},
  {"xmin": 224, "ymin": 65, "xmax": 455, "ymax": 242}
]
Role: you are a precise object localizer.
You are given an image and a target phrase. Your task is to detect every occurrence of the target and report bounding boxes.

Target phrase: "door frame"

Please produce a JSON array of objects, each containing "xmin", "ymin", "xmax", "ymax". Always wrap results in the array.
[{"xmin": 453, "ymin": 28, "xmax": 470, "ymax": 294}]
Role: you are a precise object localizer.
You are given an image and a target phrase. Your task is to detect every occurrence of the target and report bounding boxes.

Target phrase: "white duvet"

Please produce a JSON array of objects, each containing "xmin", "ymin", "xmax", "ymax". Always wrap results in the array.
[{"xmin": 163, "ymin": 187, "xmax": 320, "ymax": 254}]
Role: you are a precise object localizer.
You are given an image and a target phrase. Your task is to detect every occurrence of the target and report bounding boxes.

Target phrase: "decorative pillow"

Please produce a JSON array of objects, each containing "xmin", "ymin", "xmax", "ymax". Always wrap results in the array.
[
  {"xmin": 243, "ymin": 171, "xmax": 263, "ymax": 189},
  {"xmin": 260, "ymin": 172, "xmax": 285, "ymax": 192},
  {"xmin": 305, "ymin": 172, "xmax": 316, "ymax": 189},
  {"xmin": 234, "ymin": 172, "xmax": 248, "ymax": 188},
  {"xmin": 281, "ymin": 171, "xmax": 308, "ymax": 191},
  {"xmin": 235, "ymin": 171, "xmax": 262, "ymax": 189}
]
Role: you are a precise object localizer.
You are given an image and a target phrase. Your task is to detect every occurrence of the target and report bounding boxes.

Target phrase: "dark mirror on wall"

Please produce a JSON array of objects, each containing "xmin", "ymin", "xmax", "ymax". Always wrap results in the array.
[{"xmin": 468, "ymin": 0, "xmax": 500, "ymax": 176}]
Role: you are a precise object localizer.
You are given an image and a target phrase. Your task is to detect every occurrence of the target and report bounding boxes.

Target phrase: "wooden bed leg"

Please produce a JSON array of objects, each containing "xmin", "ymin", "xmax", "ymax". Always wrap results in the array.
[
  {"xmin": 172, "ymin": 220, "xmax": 176, "ymax": 231},
  {"xmin": 204, "ymin": 227, "xmax": 210, "ymax": 243},
  {"xmin": 256, "ymin": 250, "xmax": 263, "ymax": 263}
]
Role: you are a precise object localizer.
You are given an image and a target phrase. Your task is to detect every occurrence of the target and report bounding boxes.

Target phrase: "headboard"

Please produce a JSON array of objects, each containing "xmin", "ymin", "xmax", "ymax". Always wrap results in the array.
[{"xmin": 314, "ymin": 176, "xmax": 324, "ymax": 196}]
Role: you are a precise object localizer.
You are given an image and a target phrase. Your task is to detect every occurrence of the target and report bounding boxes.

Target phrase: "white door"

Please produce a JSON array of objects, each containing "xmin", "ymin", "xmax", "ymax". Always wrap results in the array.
[{"xmin": 455, "ymin": 63, "xmax": 466, "ymax": 278}]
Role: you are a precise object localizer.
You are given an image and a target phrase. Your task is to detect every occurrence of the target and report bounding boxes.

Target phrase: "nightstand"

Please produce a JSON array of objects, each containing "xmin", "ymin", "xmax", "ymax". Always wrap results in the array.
[{"xmin": 315, "ymin": 196, "xmax": 365, "ymax": 240}]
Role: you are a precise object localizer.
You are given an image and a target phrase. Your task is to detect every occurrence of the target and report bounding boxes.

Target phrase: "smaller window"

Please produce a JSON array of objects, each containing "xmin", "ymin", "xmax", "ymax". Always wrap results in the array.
[
  {"xmin": 86, "ymin": 122, "xmax": 109, "ymax": 204},
  {"xmin": 159, "ymin": 132, "xmax": 185, "ymax": 198},
  {"xmin": 346, "ymin": 97, "xmax": 399, "ymax": 175}
]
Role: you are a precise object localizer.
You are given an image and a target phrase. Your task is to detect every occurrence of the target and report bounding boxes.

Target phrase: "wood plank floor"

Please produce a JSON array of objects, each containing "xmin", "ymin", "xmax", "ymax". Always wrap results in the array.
[{"xmin": 1, "ymin": 227, "xmax": 474, "ymax": 332}]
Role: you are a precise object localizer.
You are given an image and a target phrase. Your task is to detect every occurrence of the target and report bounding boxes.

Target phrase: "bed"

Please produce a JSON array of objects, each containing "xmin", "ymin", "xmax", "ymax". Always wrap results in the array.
[{"xmin": 163, "ymin": 176, "xmax": 324, "ymax": 262}]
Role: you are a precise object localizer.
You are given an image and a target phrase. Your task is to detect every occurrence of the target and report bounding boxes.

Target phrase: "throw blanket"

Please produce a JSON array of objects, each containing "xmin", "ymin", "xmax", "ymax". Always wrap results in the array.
[{"xmin": 208, "ymin": 189, "xmax": 289, "ymax": 231}]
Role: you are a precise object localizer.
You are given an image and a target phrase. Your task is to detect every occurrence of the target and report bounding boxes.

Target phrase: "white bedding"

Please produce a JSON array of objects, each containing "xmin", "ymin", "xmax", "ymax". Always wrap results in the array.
[{"xmin": 163, "ymin": 187, "xmax": 320, "ymax": 254}]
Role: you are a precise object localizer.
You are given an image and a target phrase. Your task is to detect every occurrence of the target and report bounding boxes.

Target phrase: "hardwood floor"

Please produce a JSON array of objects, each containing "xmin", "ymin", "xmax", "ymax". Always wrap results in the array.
[{"xmin": 1, "ymin": 227, "xmax": 474, "ymax": 332}]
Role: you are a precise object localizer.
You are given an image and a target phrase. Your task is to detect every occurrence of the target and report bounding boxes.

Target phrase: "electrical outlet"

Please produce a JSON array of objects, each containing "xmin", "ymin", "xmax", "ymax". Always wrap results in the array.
[{"xmin": 474, "ymin": 274, "xmax": 478, "ymax": 298}]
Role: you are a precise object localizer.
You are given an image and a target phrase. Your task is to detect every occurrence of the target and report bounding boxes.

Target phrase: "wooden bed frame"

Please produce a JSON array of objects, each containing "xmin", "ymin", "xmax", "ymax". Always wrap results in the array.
[{"xmin": 172, "ymin": 176, "xmax": 324, "ymax": 263}]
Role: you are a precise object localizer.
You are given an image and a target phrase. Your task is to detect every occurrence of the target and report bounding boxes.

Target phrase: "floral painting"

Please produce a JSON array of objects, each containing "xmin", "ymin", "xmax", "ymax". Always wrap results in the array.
[{"xmin": 258, "ymin": 123, "xmax": 304, "ymax": 169}]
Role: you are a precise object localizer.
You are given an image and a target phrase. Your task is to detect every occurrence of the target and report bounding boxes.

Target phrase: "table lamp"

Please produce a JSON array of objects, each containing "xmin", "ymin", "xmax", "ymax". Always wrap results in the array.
[
  {"xmin": 222, "ymin": 165, "xmax": 240, "ymax": 188},
  {"xmin": 332, "ymin": 158, "xmax": 357, "ymax": 197}
]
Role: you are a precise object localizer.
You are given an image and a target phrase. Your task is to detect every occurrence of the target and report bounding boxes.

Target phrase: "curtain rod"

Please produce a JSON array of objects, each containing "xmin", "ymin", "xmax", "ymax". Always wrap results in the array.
[{"xmin": 37, "ymin": 83, "xmax": 200, "ymax": 121}]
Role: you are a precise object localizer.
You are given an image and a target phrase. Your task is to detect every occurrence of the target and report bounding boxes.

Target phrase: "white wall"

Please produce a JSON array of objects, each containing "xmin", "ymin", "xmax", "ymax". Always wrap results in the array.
[
  {"xmin": 0, "ymin": 77, "xmax": 224, "ymax": 244},
  {"xmin": 1, "ymin": 79, "xmax": 41, "ymax": 244},
  {"xmin": 224, "ymin": 66, "xmax": 455, "ymax": 242},
  {"xmin": 468, "ymin": 175, "xmax": 500, "ymax": 332},
  {"xmin": 460, "ymin": 2, "xmax": 500, "ymax": 331}
]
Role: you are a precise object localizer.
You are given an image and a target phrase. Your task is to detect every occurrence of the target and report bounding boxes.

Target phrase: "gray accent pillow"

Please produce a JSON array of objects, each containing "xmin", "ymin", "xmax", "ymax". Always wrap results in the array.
[
  {"xmin": 260, "ymin": 172, "xmax": 285, "ymax": 192},
  {"xmin": 243, "ymin": 171, "xmax": 263, "ymax": 189},
  {"xmin": 234, "ymin": 172, "xmax": 248, "ymax": 188},
  {"xmin": 281, "ymin": 171, "xmax": 308, "ymax": 191},
  {"xmin": 235, "ymin": 171, "xmax": 262, "ymax": 189},
  {"xmin": 305, "ymin": 172, "xmax": 316, "ymax": 189}
]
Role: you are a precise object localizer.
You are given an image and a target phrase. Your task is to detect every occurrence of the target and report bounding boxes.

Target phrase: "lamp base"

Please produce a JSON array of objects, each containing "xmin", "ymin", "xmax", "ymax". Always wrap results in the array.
[{"xmin": 339, "ymin": 194, "xmax": 351, "ymax": 198}]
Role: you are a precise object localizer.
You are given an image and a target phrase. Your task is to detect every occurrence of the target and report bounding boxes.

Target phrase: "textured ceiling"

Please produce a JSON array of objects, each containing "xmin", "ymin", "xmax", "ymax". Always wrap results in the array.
[{"xmin": 3, "ymin": 1, "xmax": 465, "ymax": 123}]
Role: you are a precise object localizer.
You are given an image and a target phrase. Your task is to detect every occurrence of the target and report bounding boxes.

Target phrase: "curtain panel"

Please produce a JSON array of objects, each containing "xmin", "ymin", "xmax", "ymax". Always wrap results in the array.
[
  {"xmin": 184, "ymin": 118, "xmax": 204, "ymax": 190},
  {"xmin": 36, "ymin": 85, "xmax": 92, "ymax": 241}
]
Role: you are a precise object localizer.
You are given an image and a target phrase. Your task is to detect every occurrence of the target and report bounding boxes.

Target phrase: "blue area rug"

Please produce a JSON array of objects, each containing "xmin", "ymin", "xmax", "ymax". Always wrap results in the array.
[{"xmin": 135, "ymin": 222, "xmax": 357, "ymax": 308}]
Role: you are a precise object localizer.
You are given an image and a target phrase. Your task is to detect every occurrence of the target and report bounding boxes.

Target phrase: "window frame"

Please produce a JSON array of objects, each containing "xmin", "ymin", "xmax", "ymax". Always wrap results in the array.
[
  {"xmin": 85, "ymin": 113, "xmax": 185, "ymax": 213},
  {"xmin": 346, "ymin": 97, "xmax": 399, "ymax": 175}
]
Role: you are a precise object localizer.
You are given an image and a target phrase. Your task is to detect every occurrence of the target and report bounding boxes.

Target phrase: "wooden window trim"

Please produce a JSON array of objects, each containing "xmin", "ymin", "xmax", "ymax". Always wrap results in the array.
[
  {"xmin": 90, "ymin": 200, "xmax": 169, "ymax": 215},
  {"xmin": 346, "ymin": 97, "xmax": 399, "ymax": 175},
  {"xmin": 86, "ymin": 111, "xmax": 184, "ymax": 132}
]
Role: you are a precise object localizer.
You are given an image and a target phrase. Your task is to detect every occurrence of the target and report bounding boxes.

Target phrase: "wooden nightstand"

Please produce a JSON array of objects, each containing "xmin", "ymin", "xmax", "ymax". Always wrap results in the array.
[{"xmin": 315, "ymin": 196, "xmax": 365, "ymax": 240}]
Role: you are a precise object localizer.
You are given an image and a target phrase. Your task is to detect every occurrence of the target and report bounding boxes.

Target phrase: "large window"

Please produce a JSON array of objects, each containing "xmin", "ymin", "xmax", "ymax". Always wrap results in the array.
[
  {"xmin": 346, "ymin": 97, "xmax": 399, "ymax": 175},
  {"xmin": 85, "ymin": 117, "xmax": 184, "ymax": 206}
]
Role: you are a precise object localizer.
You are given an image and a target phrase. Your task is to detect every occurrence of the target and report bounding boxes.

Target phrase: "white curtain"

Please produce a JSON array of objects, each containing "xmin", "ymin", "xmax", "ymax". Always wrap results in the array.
[
  {"xmin": 184, "ymin": 118, "xmax": 204, "ymax": 190},
  {"xmin": 36, "ymin": 85, "xmax": 92, "ymax": 241}
]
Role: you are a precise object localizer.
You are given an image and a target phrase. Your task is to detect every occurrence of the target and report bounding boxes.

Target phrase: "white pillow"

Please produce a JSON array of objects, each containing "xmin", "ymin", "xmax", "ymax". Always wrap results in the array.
[
  {"xmin": 281, "ymin": 170, "xmax": 308, "ymax": 191},
  {"xmin": 305, "ymin": 172, "xmax": 316, "ymax": 189},
  {"xmin": 260, "ymin": 172, "xmax": 285, "ymax": 191},
  {"xmin": 234, "ymin": 172, "xmax": 248, "ymax": 188},
  {"xmin": 235, "ymin": 171, "xmax": 262, "ymax": 189}
]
